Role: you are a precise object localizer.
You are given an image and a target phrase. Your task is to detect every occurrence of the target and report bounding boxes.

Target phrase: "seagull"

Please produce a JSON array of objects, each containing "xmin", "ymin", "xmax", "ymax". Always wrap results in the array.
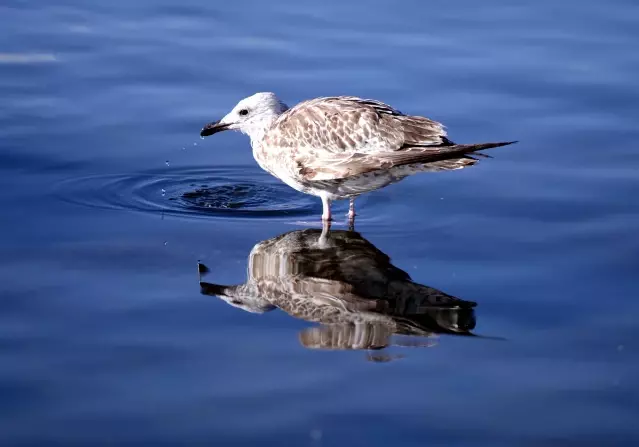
[
  {"xmin": 200, "ymin": 92, "xmax": 515, "ymax": 222},
  {"xmin": 199, "ymin": 224, "xmax": 478, "ymax": 351}
]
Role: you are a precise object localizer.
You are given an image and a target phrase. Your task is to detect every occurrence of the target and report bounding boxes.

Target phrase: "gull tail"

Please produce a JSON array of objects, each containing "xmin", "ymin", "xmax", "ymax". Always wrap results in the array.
[
  {"xmin": 421, "ymin": 141, "xmax": 517, "ymax": 161},
  {"xmin": 384, "ymin": 141, "xmax": 517, "ymax": 167}
]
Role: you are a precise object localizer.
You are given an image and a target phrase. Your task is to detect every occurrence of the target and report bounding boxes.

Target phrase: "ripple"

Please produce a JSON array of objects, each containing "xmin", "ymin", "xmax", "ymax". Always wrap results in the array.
[{"xmin": 54, "ymin": 166, "xmax": 318, "ymax": 221}]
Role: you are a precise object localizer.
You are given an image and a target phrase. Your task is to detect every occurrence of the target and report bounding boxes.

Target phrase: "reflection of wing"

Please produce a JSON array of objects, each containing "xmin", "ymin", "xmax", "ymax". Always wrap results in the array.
[
  {"xmin": 199, "ymin": 225, "xmax": 478, "ymax": 351},
  {"xmin": 299, "ymin": 324, "xmax": 396, "ymax": 351}
]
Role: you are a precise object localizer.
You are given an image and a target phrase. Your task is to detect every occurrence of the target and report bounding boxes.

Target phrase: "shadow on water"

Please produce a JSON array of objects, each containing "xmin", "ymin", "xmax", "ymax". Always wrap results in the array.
[{"xmin": 199, "ymin": 223, "xmax": 484, "ymax": 360}]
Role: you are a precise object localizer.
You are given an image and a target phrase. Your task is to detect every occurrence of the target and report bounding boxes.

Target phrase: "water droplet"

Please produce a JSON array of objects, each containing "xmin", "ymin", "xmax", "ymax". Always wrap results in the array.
[
  {"xmin": 163, "ymin": 241, "xmax": 168, "ymax": 246},
  {"xmin": 200, "ymin": 136, "xmax": 205, "ymax": 140},
  {"xmin": 165, "ymin": 160, "xmax": 170, "ymax": 167},
  {"xmin": 181, "ymin": 147, "xmax": 185, "ymax": 151},
  {"xmin": 193, "ymin": 142, "xmax": 198, "ymax": 146},
  {"xmin": 161, "ymin": 188, "xmax": 166, "ymax": 196}
]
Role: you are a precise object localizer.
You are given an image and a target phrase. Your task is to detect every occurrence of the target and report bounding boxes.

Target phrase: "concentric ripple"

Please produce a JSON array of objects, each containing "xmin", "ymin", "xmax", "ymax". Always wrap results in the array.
[{"xmin": 54, "ymin": 166, "xmax": 318, "ymax": 220}]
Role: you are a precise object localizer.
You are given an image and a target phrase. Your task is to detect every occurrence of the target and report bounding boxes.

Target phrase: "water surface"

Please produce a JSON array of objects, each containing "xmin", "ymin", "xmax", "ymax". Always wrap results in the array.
[{"xmin": 1, "ymin": 0, "xmax": 638, "ymax": 445}]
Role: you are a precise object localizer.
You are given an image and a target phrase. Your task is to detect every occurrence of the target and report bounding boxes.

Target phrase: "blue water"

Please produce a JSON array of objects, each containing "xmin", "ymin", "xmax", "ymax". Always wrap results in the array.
[{"xmin": 2, "ymin": 0, "xmax": 639, "ymax": 445}]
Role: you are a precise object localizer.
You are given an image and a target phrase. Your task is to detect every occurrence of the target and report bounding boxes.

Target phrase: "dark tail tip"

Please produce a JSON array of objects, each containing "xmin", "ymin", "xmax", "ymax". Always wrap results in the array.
[
  {"xmin": 454, "ymin": 140, "xmax": 517, "ymax": 155},
  {"xmin": 480, "ymin": 140, "xmax": 518, "ymax": 149}
]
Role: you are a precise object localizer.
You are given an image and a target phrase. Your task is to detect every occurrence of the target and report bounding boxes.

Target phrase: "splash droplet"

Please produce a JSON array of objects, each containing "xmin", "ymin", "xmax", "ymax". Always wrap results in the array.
[
  {"xmin": 163, "ymin": 241, "xmax": 168, "ymax": 246},
  {"xmin": 193, "ymin": 142, "xmax": 197, "ymax": 146},
  {"xmin": 165, "ymin": 160, "xmax": 170, "ymax": 167},
  {"xmin": 161, "ymin": 188, "xmax": 166, "ymax": 197}
]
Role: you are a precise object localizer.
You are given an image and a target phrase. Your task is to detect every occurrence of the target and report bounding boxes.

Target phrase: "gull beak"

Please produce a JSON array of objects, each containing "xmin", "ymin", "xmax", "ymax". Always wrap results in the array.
[{"xmin": 200, "ymin": 120, "xmax": 231, "ymax": 137}]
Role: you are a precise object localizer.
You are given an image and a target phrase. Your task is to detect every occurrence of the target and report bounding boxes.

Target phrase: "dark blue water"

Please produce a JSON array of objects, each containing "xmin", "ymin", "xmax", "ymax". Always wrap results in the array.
[{"xmin": 2, "ymin": 0, "xmax": 638, "ymax": 445}]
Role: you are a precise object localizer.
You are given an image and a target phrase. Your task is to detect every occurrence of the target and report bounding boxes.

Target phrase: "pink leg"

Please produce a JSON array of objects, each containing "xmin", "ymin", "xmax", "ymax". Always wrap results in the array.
[
  {"xmin": 347, "ymin": 198, "xmax": 356, "ymax": 220},
  {"xmin": 321, "ymin": 196, "xmax": 332, "ymax": 221}
]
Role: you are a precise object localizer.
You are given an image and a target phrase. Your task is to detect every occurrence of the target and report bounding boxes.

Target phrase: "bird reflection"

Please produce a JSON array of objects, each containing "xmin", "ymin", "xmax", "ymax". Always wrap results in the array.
[{"xmin": 199, "ymin": 223, "xmax": 478, "ymax": 356}]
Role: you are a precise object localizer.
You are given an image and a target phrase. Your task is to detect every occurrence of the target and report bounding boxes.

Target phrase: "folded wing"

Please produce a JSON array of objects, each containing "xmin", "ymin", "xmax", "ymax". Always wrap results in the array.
[{"xmin": 265, "ymin": 96, "xmax": 513, "ymax": 181}]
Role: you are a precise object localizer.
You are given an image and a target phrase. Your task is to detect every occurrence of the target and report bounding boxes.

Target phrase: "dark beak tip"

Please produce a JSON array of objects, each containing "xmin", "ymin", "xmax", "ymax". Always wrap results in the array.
[{"xmin": 200, "ymin": 120, "xmax": 229, "ymax": 137}]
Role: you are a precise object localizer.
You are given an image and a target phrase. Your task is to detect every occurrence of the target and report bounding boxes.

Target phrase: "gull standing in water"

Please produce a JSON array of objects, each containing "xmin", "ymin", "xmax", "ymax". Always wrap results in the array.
[{"xmin": 200, "ymin": 93, "xmax": 515, "ymax": 222}]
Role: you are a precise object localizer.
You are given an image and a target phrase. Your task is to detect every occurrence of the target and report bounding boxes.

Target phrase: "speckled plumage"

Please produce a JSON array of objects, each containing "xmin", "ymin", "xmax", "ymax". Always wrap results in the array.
[
  {"xmin": 201, "ymin": 92, "xmax": 515, "ymax": 221},
  {"xmin": 199, "ymin": 226, "xmax": 477, "ymax": 351}
]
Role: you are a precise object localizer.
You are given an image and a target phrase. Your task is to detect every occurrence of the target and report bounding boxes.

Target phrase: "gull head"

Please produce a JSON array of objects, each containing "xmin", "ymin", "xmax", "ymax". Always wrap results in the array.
[{"xmin": 200, "ymin": 92, "xmax": 288, "ymax": 140}]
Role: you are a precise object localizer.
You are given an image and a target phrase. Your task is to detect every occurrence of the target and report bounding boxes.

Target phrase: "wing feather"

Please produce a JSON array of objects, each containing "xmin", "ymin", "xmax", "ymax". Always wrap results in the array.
[{"xmin": 263, "ymin": 96, "xmax": 512, "ymax": 181}]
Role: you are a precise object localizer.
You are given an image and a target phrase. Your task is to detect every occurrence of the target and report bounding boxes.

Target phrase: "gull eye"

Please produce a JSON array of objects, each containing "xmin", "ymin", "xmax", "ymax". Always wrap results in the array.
[{"xmin": 239, "ymin": 109, "xmax": 249, "ymax": 116}]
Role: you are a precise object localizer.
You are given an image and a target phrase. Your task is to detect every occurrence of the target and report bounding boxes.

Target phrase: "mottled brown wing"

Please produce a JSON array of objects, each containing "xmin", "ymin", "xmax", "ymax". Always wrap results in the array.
[
  {"xmin": 264, "ymin": 96, "xmax": 453, "ymax": 180},
  {"xmin": 269, "ymin": 96, "xmax": 448, "ymax": 153},
  {"xmin": 296, "ymin": 141, "xmax": 515, "ymax": 181}
]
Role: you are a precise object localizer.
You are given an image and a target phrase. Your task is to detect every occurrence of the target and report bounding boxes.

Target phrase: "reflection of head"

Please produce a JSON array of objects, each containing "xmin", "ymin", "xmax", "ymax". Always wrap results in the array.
[{"xmin": 199, "ymin": 283, "xmax": 275, "ymax": 314}]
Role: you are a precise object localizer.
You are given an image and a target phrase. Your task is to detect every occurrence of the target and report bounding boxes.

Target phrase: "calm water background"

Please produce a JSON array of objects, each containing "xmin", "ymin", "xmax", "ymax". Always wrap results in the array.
[{"xmin": 2, "ymin": 0, "xmax": 639, "ymax": 445}]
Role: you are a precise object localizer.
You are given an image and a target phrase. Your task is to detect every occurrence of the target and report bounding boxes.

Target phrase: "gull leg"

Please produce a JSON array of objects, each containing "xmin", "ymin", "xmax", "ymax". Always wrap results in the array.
[
  {"xmin": 347, "ymin": 198, "xmax": 356, "ymax": 230},
  {"xmin": 347, "ymin": 198, "xmax": 356, "ymax": 220},
  {"xmin": 318, "ymin": 219, "xmax": 331, "ymax": 247},
  {"xmin": 321, "ymin": 196, "xmax": 332, "ymax": 222}
]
